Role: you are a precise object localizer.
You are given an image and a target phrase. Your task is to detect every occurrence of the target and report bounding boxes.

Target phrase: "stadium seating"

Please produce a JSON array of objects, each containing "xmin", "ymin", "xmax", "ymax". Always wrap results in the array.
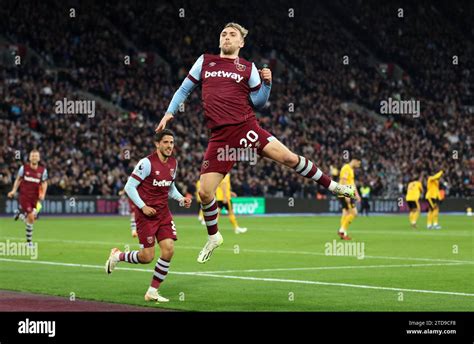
[{"xmin": 0, "ymin": 0, "xmax": 471, "ymax": 198}]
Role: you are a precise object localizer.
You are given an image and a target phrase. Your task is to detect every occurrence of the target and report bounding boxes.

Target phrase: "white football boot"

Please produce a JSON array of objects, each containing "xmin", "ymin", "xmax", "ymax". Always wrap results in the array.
[
  {"xmin": 105, "ymin": 248, "xmax": 121, "ymax": 274},
  {"xmin": 144, "ymin": 288, "xmax": 169, "ymax": 303},
  {"xmin": 197, "ymin": 232, "xmax": 224, "ymax": 263},
  {"xmin": 234, "ymin": 227, "xmax": 248, "ymax": 234}
]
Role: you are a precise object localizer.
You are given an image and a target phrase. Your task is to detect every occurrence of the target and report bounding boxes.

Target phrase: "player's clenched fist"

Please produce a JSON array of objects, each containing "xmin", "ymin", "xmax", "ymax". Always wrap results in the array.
[
  {"xmin": 141, "ymin": 205, "xmax": 157, "ymax": 216},
  {"xmin": 259, "ymin": 68, "xmax": 272, "ymax": 85},
  {"xmin": 155, "ymin": 112, "xmax": 174, "ymax": 132}
]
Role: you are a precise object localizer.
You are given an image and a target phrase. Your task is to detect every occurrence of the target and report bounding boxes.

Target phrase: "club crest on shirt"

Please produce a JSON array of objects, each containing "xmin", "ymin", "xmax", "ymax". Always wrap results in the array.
[
  {"xmin": 209, "ymin": 62, "xmax": 216, "ymax": 67},
  {"xmin": 234, "ymin": 57, "xmax": 246, "ymax": 72},
  {"xmin": 235, "ymin": 63, "xmax": 246, "ymax": 72},
  {"xmin": 155, "ymin": 171, "xmax": 160, "ymax": 175}
]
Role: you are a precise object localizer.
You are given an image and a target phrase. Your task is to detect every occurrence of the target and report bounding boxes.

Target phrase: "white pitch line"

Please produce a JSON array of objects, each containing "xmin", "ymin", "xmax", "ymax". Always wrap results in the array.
[
  {"xmin": 2, "ymin": 236, "xmax": 473, "ymax": 264},
  {"xmin": 189, "ymin": 273, "xmax": 474, "ymax": 297},
  {"xmin": 241, "ymin": 227, "xmax": 472, "ymax": 237},
  {"xmin": 1, "ymin": 258, "xmax": 473, "ymax": 298},
  {"xmin": 2, "ymin": 236, "xmax": 134, "ymax": 247},
  {"xmin": 196, "ymin": 262, "xmax": 468, "ymax": 274},
  {"xmin": 232, "ymin": 248, "xmax": 474, "ymax": 264},
  {"xmin": 345, "ymin": 229, "xmax": 472, "ymax": 237},
  {"xmin": 0, "ymin": 257, "xmax": 197, "ymax": 275}
]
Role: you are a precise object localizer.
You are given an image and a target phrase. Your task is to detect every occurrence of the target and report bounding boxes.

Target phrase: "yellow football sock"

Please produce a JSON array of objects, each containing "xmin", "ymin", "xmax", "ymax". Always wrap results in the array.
[
  {"xmin": 413, "ymin": 210, "xmax": 420, "ymax": 224},
  {"xmin": 229, "ymin": 213, "xmax": 239, "ymax": 230},
  {"xmin": 345, "ymin": 214, "xmax": 355, "ymax": 229},
  {"xmin": 427, "ymin": 211, "xmax": 433, "ymax": 226},
  {"xmin": 340, "ymin": 215, "xmax": 347, "ymax": 230},
  {"xmin": 433, "ymin": 208, "xmax": 439, "ymax": 224},
  {"xmin": 409, "ymin": 212, "xmax": 414, "ymax": 224}
]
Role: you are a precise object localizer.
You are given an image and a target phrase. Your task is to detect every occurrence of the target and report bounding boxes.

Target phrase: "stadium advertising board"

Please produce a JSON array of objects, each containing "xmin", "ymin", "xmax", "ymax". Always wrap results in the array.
[
  {"xmin": 219, "ymin": 197, "xmax": 266, "ymax": 215},
  {"xmin": 0, "ymin": 197, "xmax": 469, "ymax": 215}
]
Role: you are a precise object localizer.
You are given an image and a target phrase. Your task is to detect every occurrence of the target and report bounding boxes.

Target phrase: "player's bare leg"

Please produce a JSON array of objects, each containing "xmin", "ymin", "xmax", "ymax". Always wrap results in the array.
[
  {"xmin": 197, "ymin": 172, "xmax": 225, "ymax": 263},
  {"xmin": 144, "ymin": 239, "xmax": 174, "ymax": 303},
  {"xmin": 25, "ymin": 212, "xmax": 35, "ymax": 246},
  {"xmin": 261, "ymin": 139, "xmax": 356, "ymax": 198}
]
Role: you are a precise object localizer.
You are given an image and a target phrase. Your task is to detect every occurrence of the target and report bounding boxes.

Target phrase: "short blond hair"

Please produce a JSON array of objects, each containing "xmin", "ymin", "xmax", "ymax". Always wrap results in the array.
[{"xmin": 224, "ymin": 22, "xmax": 248, "ymax": 40}]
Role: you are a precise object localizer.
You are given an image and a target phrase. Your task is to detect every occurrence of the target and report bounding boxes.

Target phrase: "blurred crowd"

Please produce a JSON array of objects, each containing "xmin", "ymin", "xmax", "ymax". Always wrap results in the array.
[{"xmin": 0, "ymin": 0, "xmax": 472, "ymax": 199}]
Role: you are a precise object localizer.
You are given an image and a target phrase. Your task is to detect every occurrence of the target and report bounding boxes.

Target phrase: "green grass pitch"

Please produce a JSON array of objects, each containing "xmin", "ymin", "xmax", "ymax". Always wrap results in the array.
[{"xmin": 0, "ymin": 214, "xmax": 473, "ymax": 311}]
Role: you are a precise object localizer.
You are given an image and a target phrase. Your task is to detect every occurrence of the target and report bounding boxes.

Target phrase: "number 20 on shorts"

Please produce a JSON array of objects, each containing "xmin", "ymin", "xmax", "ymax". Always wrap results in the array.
[{"xmin": 240, "ymin": 130, "xmax": 259, "ymax": 148}]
